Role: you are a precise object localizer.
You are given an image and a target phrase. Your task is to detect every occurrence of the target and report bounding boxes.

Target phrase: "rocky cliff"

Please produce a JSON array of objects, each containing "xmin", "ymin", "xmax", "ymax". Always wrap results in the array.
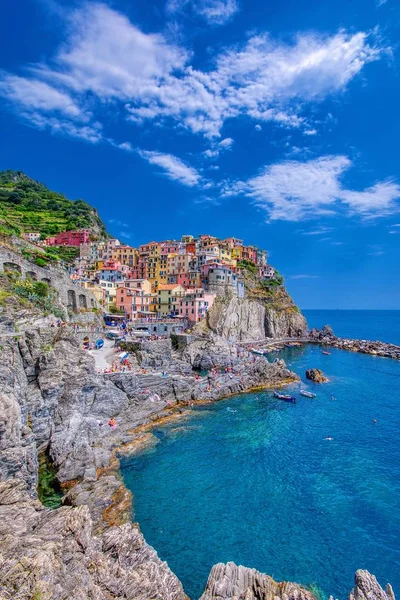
[
  {"xmin": 198, "ymin": 290, "xmax": 307, "ymax": 342},
  {"xmin": 0, "ymin": 306, "xmax": 394, "ymax": 600}
]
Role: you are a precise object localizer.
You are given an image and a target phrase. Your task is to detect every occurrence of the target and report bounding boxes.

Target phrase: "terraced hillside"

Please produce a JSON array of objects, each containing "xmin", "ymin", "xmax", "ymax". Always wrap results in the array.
[{"xmin": 0, "ymin": 170, "xmax": 108, "ymax": 240}]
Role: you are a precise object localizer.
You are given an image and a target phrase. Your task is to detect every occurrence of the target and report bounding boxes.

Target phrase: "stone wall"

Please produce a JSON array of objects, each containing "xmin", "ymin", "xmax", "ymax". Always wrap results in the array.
[{"xmin": 0, "ymin": 245, "xmax": 99, "ymax": 312}]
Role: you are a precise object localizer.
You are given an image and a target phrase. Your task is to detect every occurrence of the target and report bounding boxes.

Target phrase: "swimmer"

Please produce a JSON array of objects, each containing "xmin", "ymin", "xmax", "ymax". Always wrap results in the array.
[
  {"xmin": 373, "ymin": 419, "xmax": 378, "ymax": 424},
  {"xmin": 325, "ymin": 436, "xmax": 333, "ymax": 441},
  {"xmin": 330, "ymin": 396, "xmax": 335, "ymax": 401}
]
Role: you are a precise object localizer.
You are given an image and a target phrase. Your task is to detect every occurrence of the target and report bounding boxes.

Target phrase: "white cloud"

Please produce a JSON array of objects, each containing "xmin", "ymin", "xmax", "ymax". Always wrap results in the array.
[
  {"xmin": 376, "ymin": 0, "xmax": 388, "ymax": 6},
  {"xmin": 290, "ymin": 274, "xmax": 320, "ymax": 279},
  {"xmin": 219, "ymin": 137, "xmax": 234, "ymax": 148},
  {"xmin": 255, "ymin": 124, "xmax": 262, "ymax": 131},
  {"xmin": 138, "ymin": 150, "xmax": 201, "ymax": 186},
  {"xmin": 304, "ymin": 128, "xmax": 317, "ymax": 135},
  {"xmin": 0, "ymin": 4, "xmax": 386, "ymax": 140},
  {"xmin": 196, "ymin": 0, "xmax": 239, "ymax": 24},
  {"xmin": 0, "ymin": 74, "xmax": 83, "ymax": 118},
  {"xmin": 224, "ymin": 155, "xmax": 400, "ymax": 221},
  {"xmin": 166, "ymin": 0, "xmax": 239, "ymax": 24},
  {"xmin": 389, "ymin": 230, "xmax": 400, "ymax": 234},
  {"xmin": 23, "ymin": 112, "xmax": 103, "ymax": 143},
  {"xmin": 300, "ymin": 226, "xmax": 333, "ymax": 235}
]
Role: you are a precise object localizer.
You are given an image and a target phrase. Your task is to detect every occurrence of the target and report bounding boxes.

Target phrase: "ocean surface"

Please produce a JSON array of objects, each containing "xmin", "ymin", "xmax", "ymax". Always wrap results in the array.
[{"xmin": 121, "ymin": 311, "xmax": 400, "ymax": 600}]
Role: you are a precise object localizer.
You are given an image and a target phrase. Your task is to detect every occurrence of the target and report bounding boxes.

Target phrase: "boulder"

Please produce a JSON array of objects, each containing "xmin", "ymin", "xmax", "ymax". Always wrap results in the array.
[{"xmin": 305, "ymin": 368, "xmax": 328, "ymax": 383}]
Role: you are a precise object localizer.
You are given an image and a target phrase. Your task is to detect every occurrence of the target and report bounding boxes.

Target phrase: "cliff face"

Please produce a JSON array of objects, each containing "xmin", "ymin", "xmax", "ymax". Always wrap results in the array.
[{"xmin": 200, "ymin": 290, "xmax": 307, "ymax": 342}]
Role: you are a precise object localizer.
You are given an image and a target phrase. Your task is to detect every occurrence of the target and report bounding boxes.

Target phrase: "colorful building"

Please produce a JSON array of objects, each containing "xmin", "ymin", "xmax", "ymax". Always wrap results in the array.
[
  {"xmin": 178, "ymin": 289, "xmax": 215, "ymax": 324},
  {"xmin": 157, "ymin": 284, "xmax": 185, "ymax": 316},
  {"xmin": 115, "ymin": 279, "xmax": 154, "ymax": 319},
  {"xmin": 46, "ymin": 229, "xmax": 90, "ymax": 247}
]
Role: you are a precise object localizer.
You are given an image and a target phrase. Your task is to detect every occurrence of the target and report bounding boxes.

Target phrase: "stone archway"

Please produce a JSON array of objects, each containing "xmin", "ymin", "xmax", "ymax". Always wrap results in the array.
[
  {"xmin": 41, "ymin": 278, "xmax": 51, "ymax": 284},
  {"xmin": 90, "ymin": 298, "xmax": 95, "ymax": 308},
  {"xmin": 78, "ymin": 294, "xmax": 87, "ymax": 309},
  {"xmin": 26, "ymin": 271, "xmax": 37, "ymax": 280},
  {"xmin": 67, "ymin": 289, "xmax": 77, "ymax": 311},
  {"xmin": 3, "ymin": 262, "xmax": 22, "ymax": 275}
]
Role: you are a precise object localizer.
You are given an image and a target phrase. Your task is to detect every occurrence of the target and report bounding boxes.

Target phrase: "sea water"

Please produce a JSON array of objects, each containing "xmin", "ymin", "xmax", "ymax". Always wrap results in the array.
[{"xmin": 121, "ymin": 312, "xmax": 400, "ymax": 600}]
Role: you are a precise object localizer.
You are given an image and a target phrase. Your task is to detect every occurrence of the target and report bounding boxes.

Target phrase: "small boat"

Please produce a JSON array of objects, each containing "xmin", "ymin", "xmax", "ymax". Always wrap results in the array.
[
  {"xmin": 300, "ymin": 390, "xmax": 316, "ymax": 398},
  {"xmin": 273, "ymin": 390, "xmax": 296, "ymax": 403},
  {"xmin": 251, "ymin": 349, "xmax": 264, "ymax": 355},
  {"xmin": 321, "ymin": 350, "xmax": 331, "ymax": 355}
]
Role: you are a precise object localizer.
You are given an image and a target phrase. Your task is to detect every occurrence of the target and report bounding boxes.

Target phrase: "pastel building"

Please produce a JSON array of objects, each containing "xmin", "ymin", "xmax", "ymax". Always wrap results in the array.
[
  {"xmin": 179, "ymin": 289, "xmax": 215, "ymax": 324},
  {"xmin": 22, "ymin": 232, "xmax": 41, "ymax": 243},
  {"xmin": 157, "ymin": 284, "xmax": 185, "ymax": 316},
  {"xmin": 46, "ymin": 230, "xmax": 90, "ymax": 247},
  {"xmin": 116, "ymin": 279, "xmax": 154, "ymax": 319}
]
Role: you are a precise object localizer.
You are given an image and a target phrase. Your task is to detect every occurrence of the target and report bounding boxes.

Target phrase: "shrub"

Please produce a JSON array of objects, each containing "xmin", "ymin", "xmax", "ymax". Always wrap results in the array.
[{"xmin": 34, "ymin": 256, "xmax": 47, "ymax": 267}]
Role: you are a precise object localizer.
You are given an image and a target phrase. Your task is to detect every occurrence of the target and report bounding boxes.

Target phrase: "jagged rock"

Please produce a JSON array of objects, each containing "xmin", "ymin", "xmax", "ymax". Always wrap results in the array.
[
  {"xmin": 349, "ymin": 570, "xmax": 396, "ymax": 600},
  {"xmin": 0, "ymin": 479, "xmax": 188, "ymax": 600},
  {"xmin": 305, "ymin": 368, "xmax": 328, "ymax": 383},
  {"xmin": 199, "ymin": 562, "xmax": 317, "ymax": 600},
  {"xmin": 199, "ymin": 563, "xmax": 395, "ymax": 600},
  {"xmin": 199, "ymin": 295, "xmax": 307, "ymax": 342}
]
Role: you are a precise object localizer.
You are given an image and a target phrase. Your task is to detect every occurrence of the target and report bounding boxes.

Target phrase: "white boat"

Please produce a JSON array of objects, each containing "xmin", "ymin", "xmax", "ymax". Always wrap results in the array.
[
  {"xmin": 300, "ymin": 390, "xmax": 317, "ymax": 398},
  {"xmin": 251, "ymin": 349, "xmax": 264, "ymax": 355}
]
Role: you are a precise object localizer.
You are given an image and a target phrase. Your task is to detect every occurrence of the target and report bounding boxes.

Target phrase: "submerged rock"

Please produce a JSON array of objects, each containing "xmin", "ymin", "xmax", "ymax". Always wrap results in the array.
[{"xmin": 305, "ymin": 368, "xmax": 328, "ymax": 383}]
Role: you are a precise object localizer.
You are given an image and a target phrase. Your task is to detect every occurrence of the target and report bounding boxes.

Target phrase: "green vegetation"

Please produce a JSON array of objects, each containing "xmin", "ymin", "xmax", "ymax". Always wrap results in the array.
[
  {"xmin": 0, "ymin": 169, "xmax": 108, "ymax": 242},
  {"xmin": 37, "ymin": 451, "xmax": 62, "ymax": 509},
  {"xmin": 0, "ymin": 271, "xmax": 65, "ymax": 318},
  {"xmin": 108, "ymin": 303, "xmax": 124, "ymax": 315},
  {"xmin": 237, "ymin": 259, "xmax": 258, "ymax": 274}
]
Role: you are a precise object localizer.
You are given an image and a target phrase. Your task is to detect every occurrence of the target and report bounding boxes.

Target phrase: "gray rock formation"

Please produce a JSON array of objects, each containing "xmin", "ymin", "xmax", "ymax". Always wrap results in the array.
[
  {"xmin": 200, "ymin": 563, "xmax": 395, "ymax": 600},
  {"xmin": 349, "ymin": 570, "xmax": 395, "ymax": 600},
  {"xmin": 201, "ymin": 295, "xmax": 307, "ymax": 342},
  {"xmin": 0, "ymin": 478, "xmax": 188, "ymax": 600},
  {"xmin": 199, "ymin": 562, "xmax": 315, "ymax": 600}
]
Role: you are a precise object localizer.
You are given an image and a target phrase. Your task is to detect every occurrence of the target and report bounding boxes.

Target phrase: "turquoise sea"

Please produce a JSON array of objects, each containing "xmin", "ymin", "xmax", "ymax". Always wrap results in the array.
[{"xmin": 121, "ymin": 311, "xmax": 400, "ymax": 600}]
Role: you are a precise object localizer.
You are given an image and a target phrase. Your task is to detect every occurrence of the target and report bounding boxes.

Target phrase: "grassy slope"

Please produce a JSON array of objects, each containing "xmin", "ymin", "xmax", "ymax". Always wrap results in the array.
[{"xmin": 0, "ymin": 170, "xmax": 108, "ymax": 240}]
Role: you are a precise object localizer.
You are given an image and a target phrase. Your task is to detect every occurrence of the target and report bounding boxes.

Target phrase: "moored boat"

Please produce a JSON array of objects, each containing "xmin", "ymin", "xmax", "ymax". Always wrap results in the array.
[
  {"xmin": 273, "ymin": 390, "xmax": 296, "ymax": 403},
  {"xmin": 300, "ymin": 390, "xmax": 317, "ymax": 398},
  {"xmin": 321, "ymin": 350, "xmax": 331, "ymax": 355},
  {"xmin": 251, "ymin": 349, "xmax": 264, "ymax": 355}
]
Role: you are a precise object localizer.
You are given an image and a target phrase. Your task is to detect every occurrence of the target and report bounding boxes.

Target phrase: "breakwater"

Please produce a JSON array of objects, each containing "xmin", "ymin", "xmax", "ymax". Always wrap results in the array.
[{"xmin": 309, "ymin": 325, "xmax": 400, "ymax": 360}]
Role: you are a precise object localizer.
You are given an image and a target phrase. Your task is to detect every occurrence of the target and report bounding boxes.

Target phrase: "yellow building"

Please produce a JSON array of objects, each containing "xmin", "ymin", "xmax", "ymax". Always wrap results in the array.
[
  {"xmin": 111, "ymin": 245, "xmax": 139, "ymax": 268},
  {"xmin": 157, "ymin": 284, "xmax": 185, "ymax": 316}
]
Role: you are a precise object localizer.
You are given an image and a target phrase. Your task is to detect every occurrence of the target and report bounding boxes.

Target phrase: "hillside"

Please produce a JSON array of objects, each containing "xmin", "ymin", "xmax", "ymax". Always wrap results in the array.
[{"xmin": 0, "ymin": 170, "xmax": 108, "ymax": 240}]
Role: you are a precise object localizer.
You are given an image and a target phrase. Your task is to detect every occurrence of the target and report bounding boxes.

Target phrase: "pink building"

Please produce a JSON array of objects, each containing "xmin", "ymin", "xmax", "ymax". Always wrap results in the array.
[
  {"xmin": 178, "ymin": 289, "xmax": 215, "ymax": 324},
  {"xmin": 116, "ymin": 279, "xmax": 153, "ymax": 319},
  {"xmin": 46, "ymin": 229, "xmax": 90, "ymax": 247}
]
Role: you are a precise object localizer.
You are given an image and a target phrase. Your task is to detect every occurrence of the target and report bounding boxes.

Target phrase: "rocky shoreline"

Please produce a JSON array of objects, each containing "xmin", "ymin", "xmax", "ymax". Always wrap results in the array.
[
  {"xmin": 308, "ymin": 325, "xmax": 400, "ymax": 359},
  {"xmin": 0, "ymin": 320, "xmax": 397, "ymax": 599}
]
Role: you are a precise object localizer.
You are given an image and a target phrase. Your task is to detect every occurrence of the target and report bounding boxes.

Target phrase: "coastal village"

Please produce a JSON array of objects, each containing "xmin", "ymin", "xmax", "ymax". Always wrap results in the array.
[{"xmin": 23, "ymin": 228, "xmax": 275, "ymax": 326}]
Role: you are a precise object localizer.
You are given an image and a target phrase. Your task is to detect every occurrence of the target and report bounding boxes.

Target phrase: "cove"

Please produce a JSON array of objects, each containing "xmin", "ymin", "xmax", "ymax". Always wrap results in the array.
[{"xmin": 121, "ymin": 344, "xmax": 400, "ymax": 600}]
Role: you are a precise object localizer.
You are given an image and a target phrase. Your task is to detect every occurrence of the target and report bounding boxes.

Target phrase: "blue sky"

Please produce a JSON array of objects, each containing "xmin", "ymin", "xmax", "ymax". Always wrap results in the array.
[{"xmin": 1, "ymin": 0, "xmax": 400, "ymax": 309}]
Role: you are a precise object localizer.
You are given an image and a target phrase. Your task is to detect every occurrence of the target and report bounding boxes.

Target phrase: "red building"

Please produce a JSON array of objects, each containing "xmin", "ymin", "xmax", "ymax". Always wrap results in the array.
[{"xmin": 46, "ymin": 230, "xmax": 90, "ymax": 247}]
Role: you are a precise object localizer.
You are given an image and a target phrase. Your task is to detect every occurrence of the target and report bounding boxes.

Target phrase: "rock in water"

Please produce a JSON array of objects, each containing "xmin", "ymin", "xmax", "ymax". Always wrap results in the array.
[{"xmin": 306, "ymin": 368, "xmax": 328, "ymax": 383}]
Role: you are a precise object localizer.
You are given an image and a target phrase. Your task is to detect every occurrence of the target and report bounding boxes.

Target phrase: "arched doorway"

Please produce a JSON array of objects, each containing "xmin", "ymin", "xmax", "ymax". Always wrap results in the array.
[
  {"xmin": 3, "ymin": 262, "xmax": 22, "ymax": 275},
  {"xmin": 67, "ymin": 289, "xmax": 77, "ymax": 311},
  {"xmin": 26, "ymin": 271, "xmax": 37, "ymax": 280},
  {"xmin": 41, "ymin": 277, "xmax": 51, "ymax": 284},
  {"xmin": 78, "ymin": 294, "xmax": 87, "ymax": 309}
]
